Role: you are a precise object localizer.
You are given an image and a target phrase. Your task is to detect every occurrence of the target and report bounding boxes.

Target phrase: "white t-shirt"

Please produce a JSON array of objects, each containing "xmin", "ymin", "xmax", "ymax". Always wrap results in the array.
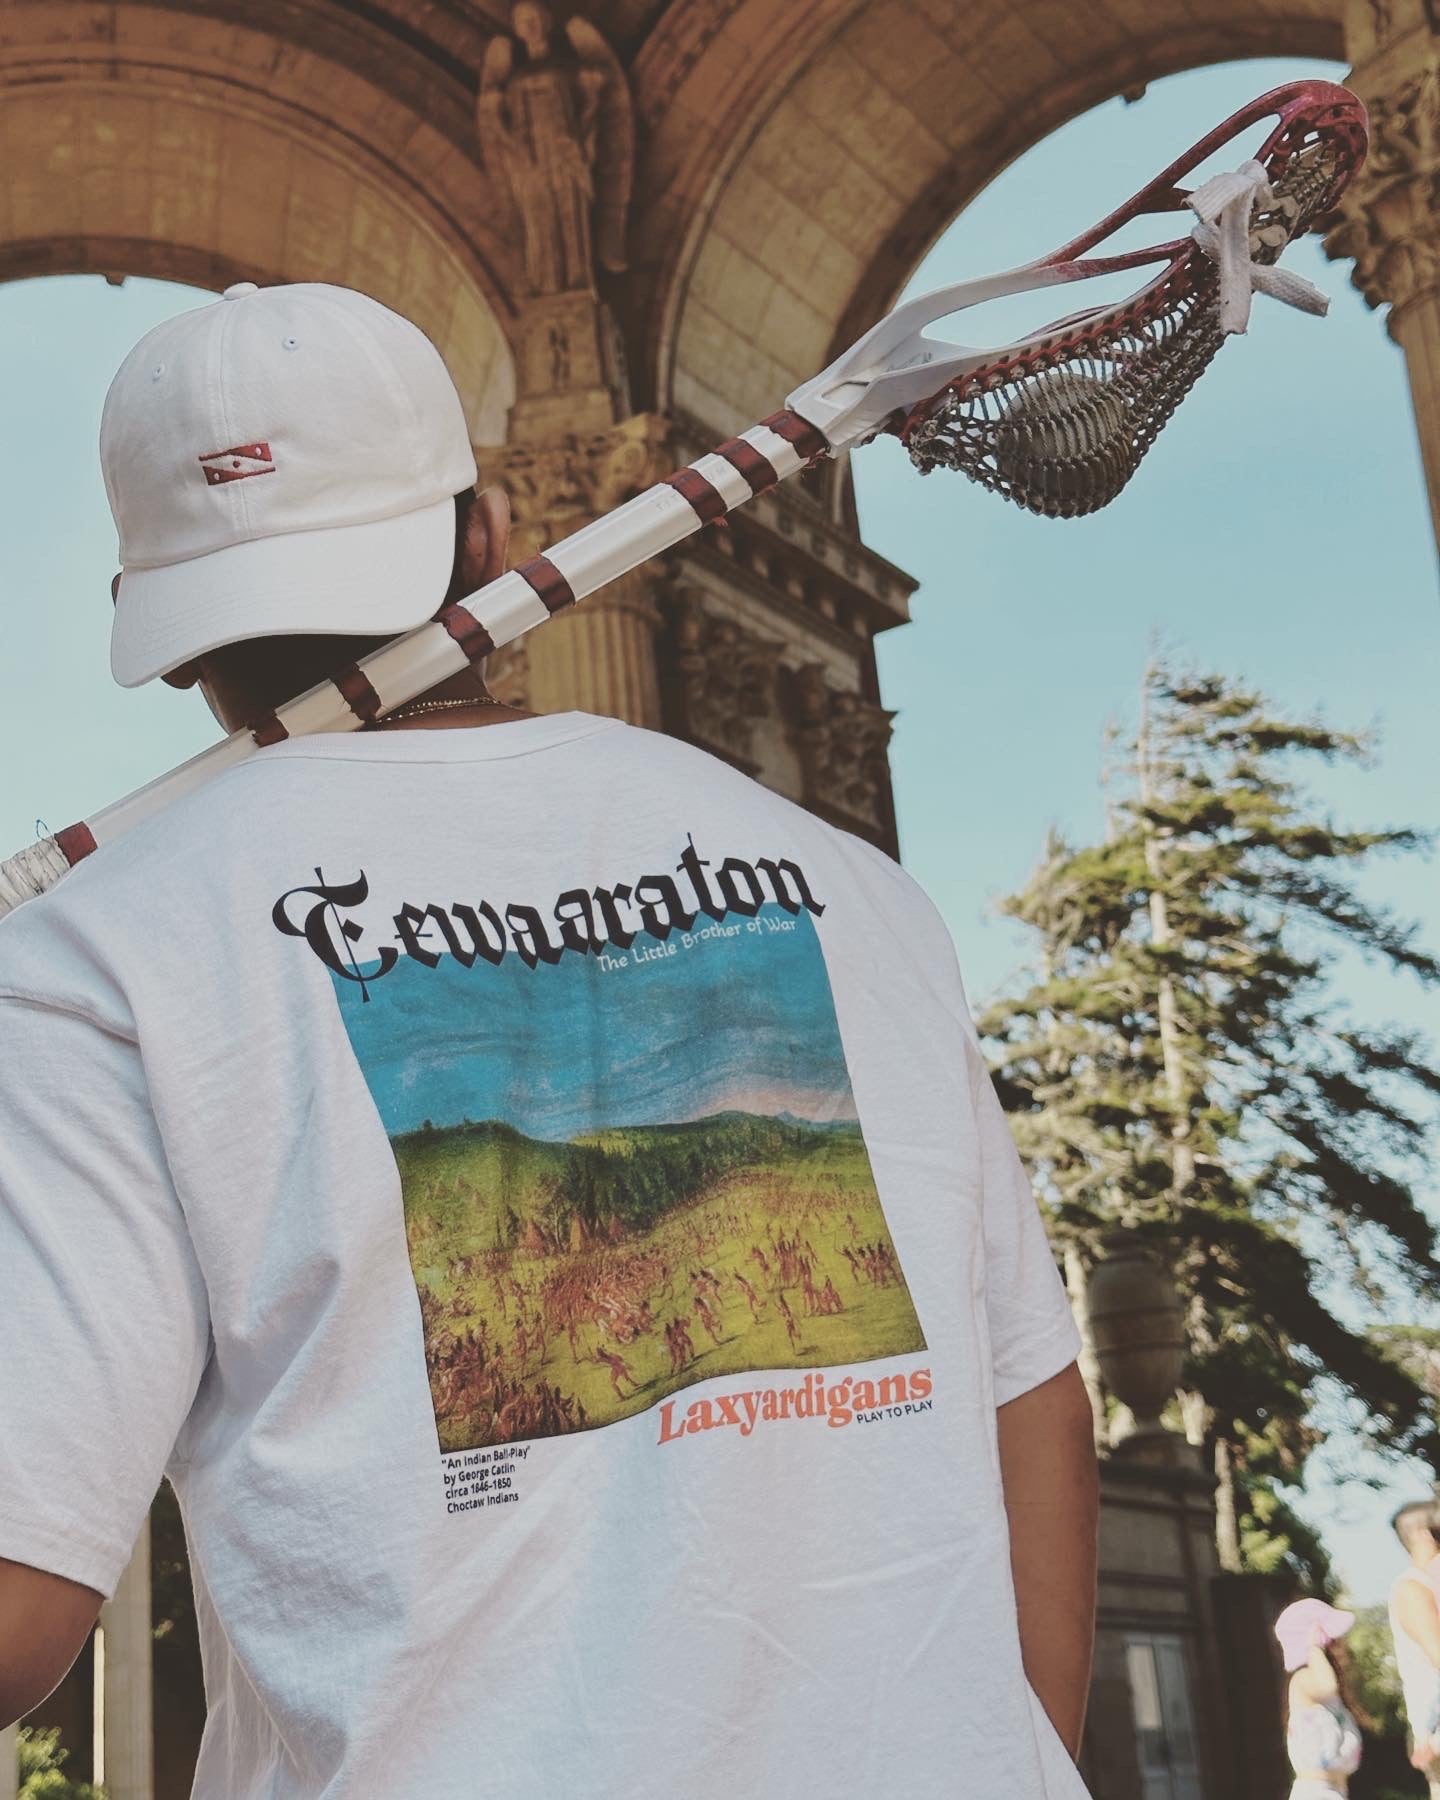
[{"xmin": 0, "ymin": 712, "xmax": 1086, "ymax": 1800}]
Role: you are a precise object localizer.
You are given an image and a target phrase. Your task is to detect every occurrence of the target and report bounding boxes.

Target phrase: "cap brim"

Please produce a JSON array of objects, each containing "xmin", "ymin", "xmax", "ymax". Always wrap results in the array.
[{"xmin": 110, "ymin": 496, "xmax": 458, "ymax": 688}]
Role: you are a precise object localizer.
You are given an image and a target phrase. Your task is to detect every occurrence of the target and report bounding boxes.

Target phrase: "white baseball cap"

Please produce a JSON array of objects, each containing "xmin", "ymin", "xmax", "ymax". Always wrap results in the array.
[{"xmin": 103, "ymin": 281, "xmax": 478, "ymax": 688}]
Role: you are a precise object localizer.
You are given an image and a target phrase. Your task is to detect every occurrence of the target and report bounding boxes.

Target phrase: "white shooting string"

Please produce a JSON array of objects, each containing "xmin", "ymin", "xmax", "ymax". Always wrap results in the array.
[{"xmin": 1189, "ymin": 158, "xmax": 1330, "ymax": 335}]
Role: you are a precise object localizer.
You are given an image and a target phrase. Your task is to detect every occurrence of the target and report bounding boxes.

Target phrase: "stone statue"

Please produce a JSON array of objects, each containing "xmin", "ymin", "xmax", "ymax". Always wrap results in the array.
[{"xmin": 478, "ymin": 4, "xmax": 634, "ymax": 296}]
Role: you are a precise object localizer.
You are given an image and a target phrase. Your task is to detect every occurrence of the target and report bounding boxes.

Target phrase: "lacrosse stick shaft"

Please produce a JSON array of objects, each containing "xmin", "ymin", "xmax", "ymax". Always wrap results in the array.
[{"xmin": 0, "ymin": 410, "xmax": 828, "ymax": 917}]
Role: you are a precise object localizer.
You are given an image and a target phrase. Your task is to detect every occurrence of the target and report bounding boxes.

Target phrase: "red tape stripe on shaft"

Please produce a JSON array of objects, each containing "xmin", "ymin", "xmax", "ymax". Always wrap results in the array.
[
  {"xmin": 333, "ymin": 664, "xmax": 381, "ymax": 723},
  {"xmin": 665, "ymin": 467, "xmax": 728, "ymax": 524},
  {"xmin": 56, "ymin": 822, "xmax": 98, "ymax": 868},
  {"xmin": 436, "ymin": 604, "xmax": 496, "ymax": 662},
  {"xmin": 516, "ymin": 555, "xmax": 575, "ymax": 615},
  {"xmin": 251, "ymin": 713, "xmax": 289, "ymax": 748},
  {"xmin": 715, "ymin": 436, "xmax": 779, "ymax": 496},
  {"xmin": 760, "ymin": 408, "xmax": 828, "ymax": 461}
]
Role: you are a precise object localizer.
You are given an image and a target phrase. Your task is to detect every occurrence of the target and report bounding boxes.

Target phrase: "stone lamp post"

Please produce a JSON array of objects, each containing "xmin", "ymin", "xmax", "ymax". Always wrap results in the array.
[{"xmin": 1087, "ymin": 1227, "xmax": 1192, "ymax": 1462}]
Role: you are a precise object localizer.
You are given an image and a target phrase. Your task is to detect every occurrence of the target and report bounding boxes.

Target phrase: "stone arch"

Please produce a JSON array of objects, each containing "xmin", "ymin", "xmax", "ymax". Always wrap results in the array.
[
  {"xmin": 0, "ymin": 11, "xmax": 517, "ymax": 442},
  {"xmin": 661, "ymin": 0, "xmax": 1345, "ymax": 435}
]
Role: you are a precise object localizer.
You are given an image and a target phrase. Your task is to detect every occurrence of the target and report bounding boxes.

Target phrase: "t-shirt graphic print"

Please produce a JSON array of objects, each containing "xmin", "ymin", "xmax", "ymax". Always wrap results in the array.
[{"xmin": 326, "ymin": 839, "xmax": 928, "ymax": 1464}]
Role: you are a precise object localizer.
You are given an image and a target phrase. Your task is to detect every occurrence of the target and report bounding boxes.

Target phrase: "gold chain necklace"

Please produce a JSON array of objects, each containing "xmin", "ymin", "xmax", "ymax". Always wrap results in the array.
[{"xmin": 384, "ymin": 693, "xmax": 507, "ymax": 722}]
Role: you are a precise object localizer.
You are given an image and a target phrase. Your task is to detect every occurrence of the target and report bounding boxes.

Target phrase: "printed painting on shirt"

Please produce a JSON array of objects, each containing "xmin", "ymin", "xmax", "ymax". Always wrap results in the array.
[{"xmin": 330, "ymin": 865, "xmax": 925, "ymax": 1452}]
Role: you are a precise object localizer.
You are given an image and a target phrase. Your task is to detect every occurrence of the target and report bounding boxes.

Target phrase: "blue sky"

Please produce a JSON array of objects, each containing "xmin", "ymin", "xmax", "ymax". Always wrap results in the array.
[
  {"xmin": 0, "ymin": 56, "xmax": 1435, "ymax": 1602},
  {"xmin": 331, "ymin": 905, "xmax": 856, "ymax": 1140}
]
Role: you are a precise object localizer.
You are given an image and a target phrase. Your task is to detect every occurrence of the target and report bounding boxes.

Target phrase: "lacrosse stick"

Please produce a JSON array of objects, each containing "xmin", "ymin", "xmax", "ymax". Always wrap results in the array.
[{"xmin": 0, "ymin": 79, "xmax": 1365, "ymax": 919}]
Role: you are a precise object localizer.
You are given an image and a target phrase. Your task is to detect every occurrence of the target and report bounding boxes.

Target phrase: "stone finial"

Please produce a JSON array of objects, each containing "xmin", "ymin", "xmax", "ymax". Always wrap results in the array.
[{"xmin": 1086, "ymin": 1228, "xmax": 1188, "ymax": 1454}]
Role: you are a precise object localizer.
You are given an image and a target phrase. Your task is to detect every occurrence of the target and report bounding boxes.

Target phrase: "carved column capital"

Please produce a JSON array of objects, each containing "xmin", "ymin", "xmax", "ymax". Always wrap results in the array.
[
  {"xmin": 1326, "ymin": 24, "xmax": 1440, "ymax": 324},
  {"xmin": 483, "ymin": 412, "xmax": 672, "ymax": 552},
  {"xmin": 478, "ymin": 414, "xmax": 674, "ymax": 726},
  {"xmin": 1329, "ymin": 7, "xmax": 1440, "ymax": 556}
]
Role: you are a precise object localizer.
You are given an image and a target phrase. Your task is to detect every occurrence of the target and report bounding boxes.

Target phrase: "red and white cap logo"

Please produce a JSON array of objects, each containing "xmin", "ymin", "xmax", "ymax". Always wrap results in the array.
[
  {"xmin": 101, "ymin": 281, "xmax": 479, "ymax": 688},
  {"xmin": 199, "ymin": 442, "xmax": 275, "ymax": 486}
]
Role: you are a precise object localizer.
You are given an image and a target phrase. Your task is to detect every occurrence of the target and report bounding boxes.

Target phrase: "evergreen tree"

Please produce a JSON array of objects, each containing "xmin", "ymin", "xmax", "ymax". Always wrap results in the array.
[
  {"xmin": 1373, "ymin": 1323, "xmax": 1440, "ymax": 1403},
  {"xmin": 17, "ymin": 1726, "xmax": 105, "ymax": 1798},
  {"xmin": 982, "ymin": 659, "xmax": 1440, "ymax": 1581}
]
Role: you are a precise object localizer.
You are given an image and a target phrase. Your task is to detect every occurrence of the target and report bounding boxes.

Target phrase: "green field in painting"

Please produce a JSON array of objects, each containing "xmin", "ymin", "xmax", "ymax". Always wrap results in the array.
[{"xmin": 396, "ymin": 1113, "xmax": 925, "ymax": 1450}]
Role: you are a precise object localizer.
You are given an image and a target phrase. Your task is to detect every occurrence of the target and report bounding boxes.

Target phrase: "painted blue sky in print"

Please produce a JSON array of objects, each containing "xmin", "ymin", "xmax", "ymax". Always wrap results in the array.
[{"xmin": 332, "ymin": 904, "xmax": 858, "ymax": 1141}]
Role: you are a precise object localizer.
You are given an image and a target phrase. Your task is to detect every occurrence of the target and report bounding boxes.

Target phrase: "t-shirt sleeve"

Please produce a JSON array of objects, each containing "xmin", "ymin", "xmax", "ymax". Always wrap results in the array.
[
  {"xmin": 0, "ymin": 995, "xmax": 210, "ymax": 1597},
  {"xmin": 836, "ymin": 837, "xmax": 1081, "ymax": 1405},
  {"xmin": 970, "ymin": 1044, "xmax": 1082, "ymax": 1406}
]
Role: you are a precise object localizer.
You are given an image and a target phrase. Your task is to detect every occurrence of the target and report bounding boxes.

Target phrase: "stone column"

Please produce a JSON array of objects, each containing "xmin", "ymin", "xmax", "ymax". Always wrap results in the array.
[
  {"xmin": 0, "ymin": 1724, "xmax": 16, "ymax": 1800},
  {"xmin": 471, "ymin": 2, "xmax": 660, "ymax": 727},
  {"xmin": 1327, "ymin": 0, "xmax": 1440, "ymax": 552},
  {"xmin": 97, "ymin": 1521, "xmax": 154, "ymax": 1800},
  {"xmin": 480, "ymin": 414, "xmax": 672, "ymax": 729}
]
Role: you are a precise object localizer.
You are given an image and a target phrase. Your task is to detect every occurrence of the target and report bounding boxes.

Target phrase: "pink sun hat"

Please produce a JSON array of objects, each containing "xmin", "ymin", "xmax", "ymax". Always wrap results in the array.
[{"xmin": 1274, "ymin": 1598, "xmax": 1356, "ymax": 1671}]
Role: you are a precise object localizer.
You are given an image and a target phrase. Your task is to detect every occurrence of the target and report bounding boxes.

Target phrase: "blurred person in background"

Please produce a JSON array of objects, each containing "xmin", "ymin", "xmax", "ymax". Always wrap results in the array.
[
  {"xmin": 1275, "ymin": 1598, "xmax": 1363, "ymax": 1800},
  {"xmin": 1390, "ymin": 1500, "xmax": 1440, "ymax": 1796}
]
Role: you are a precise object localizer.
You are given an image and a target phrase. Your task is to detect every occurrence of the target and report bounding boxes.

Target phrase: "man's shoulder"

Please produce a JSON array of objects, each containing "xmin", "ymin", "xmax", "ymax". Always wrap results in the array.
[{"xmin": 0, "ymin": 754, "xmax": 262, "ymax": 997}]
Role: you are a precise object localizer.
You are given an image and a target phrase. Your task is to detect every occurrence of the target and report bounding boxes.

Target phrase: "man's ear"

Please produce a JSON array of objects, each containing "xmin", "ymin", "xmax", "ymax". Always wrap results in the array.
[
  {"xmin": 160, "ymin": 659, "xmax": 204, "ymax": 691},
  {"xmin": 449, "ymin": 485, "xmax": 511, "ymax": 603}
]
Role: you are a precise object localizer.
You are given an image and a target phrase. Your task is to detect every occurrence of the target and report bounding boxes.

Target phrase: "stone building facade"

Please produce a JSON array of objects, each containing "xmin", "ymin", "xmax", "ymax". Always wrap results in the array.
[{"xmin": 4, "ymin": 0, "xmax": 1440, "ymax": 1795}]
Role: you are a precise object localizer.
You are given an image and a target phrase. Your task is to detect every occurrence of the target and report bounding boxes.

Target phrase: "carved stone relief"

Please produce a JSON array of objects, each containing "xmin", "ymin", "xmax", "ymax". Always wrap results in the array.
[
  {"xmin": 667, "ymin": 589, "xmax": 780, "ymax": 766},
  {"xmin": 482, "ymin": 411, "xmax": 672, "ymax": 549},
  {"xmin": 791, "ymin": 664, "xmax": 896, "ymax": 832}
]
